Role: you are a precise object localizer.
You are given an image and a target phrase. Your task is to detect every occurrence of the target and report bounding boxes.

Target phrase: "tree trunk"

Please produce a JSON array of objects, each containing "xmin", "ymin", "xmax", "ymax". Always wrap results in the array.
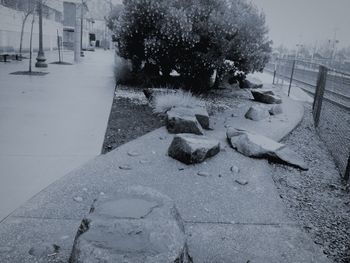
[
  {"xmin": 19, "ymin": 13, "xmax": 30, "ymax": 58},
  {"xmin": 29, "ymin": 14, "xmax": 35, "ymax": 72}
]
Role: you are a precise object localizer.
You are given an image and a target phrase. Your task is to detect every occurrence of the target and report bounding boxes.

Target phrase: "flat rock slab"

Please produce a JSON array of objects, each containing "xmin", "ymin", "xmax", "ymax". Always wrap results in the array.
[
  {"xmin": 166, "ymin": 109, "xmax": 204, "ymax": 135},
  {"xmin": 245, "ymin": 105, "xmax": 270, "ymax": 121},
  {"xmin": 227, "ymin": 128, "xmax": 308, "ymax": 170},
  {"xmin": 168, "ymin": 134, "xmax": 220, "ymax": 164},
  {"xmin": 251, "ymin": 89, "xmax": 282, "ymax": 104},
  {"xmin": 70, "ymin": 186, "xmax": 190, "ymax": 263}
]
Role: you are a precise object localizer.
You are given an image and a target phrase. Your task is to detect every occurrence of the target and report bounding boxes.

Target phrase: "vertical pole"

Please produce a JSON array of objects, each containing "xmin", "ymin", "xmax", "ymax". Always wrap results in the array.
[
  {"xmin": 29, "ymin": 14, "xmax": 35, "ymax": 72},
  {"xmin": 57, "ymin": 29, "xmax": 61, "ymax": 63},
  {"xmin": 312, "ymin": 65, "xmax": 328, "ymax": 127},
  {"xmin": 74, "ymin": 3, "xmax": 80, "ymax": 63},
  {"xmin": 272, "ymin": 59, "xmax": 277, "ymax": 84},
  {"xmin": 35, "ymin": 0, "xmax": 47, "ymax": 68},
  {"xmin": 344, "ymin": 155, "xmax": 350, "ymax": 181},
  {"xmin": 80, "ymin": 0, "xmax": 84, "ymax": 57},
  {"xmin": 288, "ymin": 59, "xmax": 296, "ymax": 96}
]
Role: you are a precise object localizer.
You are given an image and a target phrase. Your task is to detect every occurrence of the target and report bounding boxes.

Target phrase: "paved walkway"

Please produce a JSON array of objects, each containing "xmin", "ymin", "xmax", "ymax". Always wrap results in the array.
[
  {"xmin": 0, "ymin": 84, "xmax": 330, "ymax": 262},
  {"xmin": 0, "ymin": 49, "xmax": 115, "ymax": 221}
]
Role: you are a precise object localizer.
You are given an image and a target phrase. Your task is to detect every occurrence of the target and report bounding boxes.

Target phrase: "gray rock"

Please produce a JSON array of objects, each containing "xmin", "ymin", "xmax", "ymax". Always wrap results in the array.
[
  {"xmin": 70, "ymin": 186, "xmax": 191, "ymax": 263},
  {"xmin": 235, "ymin": 179, "xmax": 248, "ymax": 186},
  {"xmin": 274, "ymin": 147, "xmax": 309, "ymax": 171},
  {"xmin": 227, "ymin": 128, "xmax": 308, "ymax": 170},
  {"xmin": 251, "ymin": 89, "xmax": 282, "ymax": 104},
  {"xmin": 269, "ymin": 104, "xmax": 283, "ymax": 115},
  {"xmin": 166, "ymin": 109, "xmax": 204, "ymax": 135},
  {"xmin": 197, "ymin": 171, "xmax": 211, "ymax": 177},
  {"xmin": 119, "ymin": 165, "xmax": 132, "ymax": 170},
  {"xmin": 230, "ymin": 166, "xmax": 240, "ymax": 174},
  {"xmin": 240, "ymin": 76, "xmax": 263, "ymax": 89},
  {"xmin": 168, "ymin": 134, "xmax": 220, "ymax": 164},
  {"xmin": 171, "ymin": 106, "xmax": 210, "ymax": 130},
  {"xmin": 245, "ymin": 105, "xmax": 270, "ymax": 121}
]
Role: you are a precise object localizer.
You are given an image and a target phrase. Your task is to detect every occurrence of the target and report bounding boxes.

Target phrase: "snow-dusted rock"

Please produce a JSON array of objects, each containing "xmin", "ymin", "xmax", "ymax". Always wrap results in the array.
[
  {"xmin": 240, "ymin": 76, "xmax": 263, "ymax": 89},
  {"xmin": 166, "ymin": 109, "xmax": 204, "ymax": 135},
  {"xmin": 269, "ymin": 104, "xmax": 283, "ymax": 115},
  {"xmin": 168, "ymin": 134, "xmax": 220, "ymax": 164},
  {"xmin": 245, "ymin": 105, "xmax": 270, "ymax": 121},
  {"xmin": 70, "ymin": 186, "xmax": 191, "ymax": 263},
  {"xmin": 171, "ymin": 106, "xmax": 210, "ymax": 130},
  {"xmin": 251, "ymin": 89, "xmax": 282, "ymax": 104},
  {"xmin": 226, "ymin": 128, "xmax": 308, "ymax": 170}
]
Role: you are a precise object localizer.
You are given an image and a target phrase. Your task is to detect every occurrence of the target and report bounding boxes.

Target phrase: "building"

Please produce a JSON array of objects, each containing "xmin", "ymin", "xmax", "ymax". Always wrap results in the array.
[
  {"xmin": 63, "ymin": 0, "xmax": 92, "ymax": 50},
  {"xmin": 0, "ymin": 0, "xmax": 63, "ymax": 53},
  {"xmin": 0, "ymin": 0, "xmax": 108, "ymax": 55}
]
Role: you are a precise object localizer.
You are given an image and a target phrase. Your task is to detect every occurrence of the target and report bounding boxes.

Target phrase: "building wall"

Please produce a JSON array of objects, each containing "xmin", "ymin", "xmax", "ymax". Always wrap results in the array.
[
  {"xmin": 0, "ymin": 1, "xmax": 63, "ymax": 53},
  {"xmin": 63, "ymin": 1, "xmax": 91, "ymax": 50}
]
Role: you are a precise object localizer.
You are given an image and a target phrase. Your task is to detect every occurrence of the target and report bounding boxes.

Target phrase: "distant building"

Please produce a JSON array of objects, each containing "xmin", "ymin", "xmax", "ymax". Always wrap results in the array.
[
  {"xmin": 0, "ymin": 0, "xmax": 63, "ymax": 53},
  {"xmin": 0, "ymin": 0, "xmax": 107, "ymax": 54},
  {"xmin": 63, "ymin": 0, "xmax": 92, "ymax": 50}
]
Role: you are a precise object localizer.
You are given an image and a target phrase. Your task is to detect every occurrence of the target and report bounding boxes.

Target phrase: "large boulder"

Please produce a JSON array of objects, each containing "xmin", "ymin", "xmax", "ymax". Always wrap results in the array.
[
  {"xmin": 240, "ymin": 76, "xmax": 263, "ymax": 89},
  {"xmin": 245, "ymin": 105, "xmax": 270, "ymax": 121},
  {"xmin": 168, "ymin": 134, "xmax": 220, "ymax": 164},
  {"xmin": 70, "ymin": 186, "xmax": 191, "ymax": 263},
  {"xmin": 269, "ymin": 104, "xmax": 283, "ymax": 115},
  {"xmin": 166, "ymin": 109, "xmax": 204, "ymax": 135},
  {"xmin": 171, "ymin": 106, "xmax": 210, "ymax": 130},
  {"xmin": 251, "ymin": 89, "xmax": 282, "ymax": 104},
  {"xmin": 226, "ymin": 128, "xmax": 308, "ymax": 170}
]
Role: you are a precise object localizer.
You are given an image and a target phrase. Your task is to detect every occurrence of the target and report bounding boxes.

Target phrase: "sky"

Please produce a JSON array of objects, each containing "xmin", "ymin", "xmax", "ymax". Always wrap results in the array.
[{"xmin": 250, "ymin": 0, "xmax": 350, "ymax": 49}]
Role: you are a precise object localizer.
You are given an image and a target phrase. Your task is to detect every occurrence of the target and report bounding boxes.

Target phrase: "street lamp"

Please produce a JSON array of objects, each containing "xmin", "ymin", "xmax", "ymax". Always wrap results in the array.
[
  {"xmin": 35, "ymin": 0, "xmax": 47, "ymax": 68},
  {"xmin": 80, "ymin": 0, "xmax": 85, "ymax": 57}
]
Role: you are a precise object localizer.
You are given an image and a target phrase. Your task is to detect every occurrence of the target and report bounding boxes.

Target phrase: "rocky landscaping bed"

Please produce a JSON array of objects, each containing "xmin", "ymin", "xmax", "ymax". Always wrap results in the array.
[
  {"xmin": 102, "ymin": 86, "xmax": 165, "ymax": 154},
  {"xmin": 101, "ymin": 81, "xmax": 349, "ymax": 263}
]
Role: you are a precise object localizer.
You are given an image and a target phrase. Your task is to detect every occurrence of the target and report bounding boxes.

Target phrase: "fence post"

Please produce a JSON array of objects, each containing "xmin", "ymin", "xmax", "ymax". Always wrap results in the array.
[
  {"xmin": 288, "ymin": 59, "xmax": 296, "ymax": 96},
  {"xmin": 273, "ymin": 59, "xmax": 277, "ymax": 84},
  {"xmin": 345, "ymin": 155, "xmax": 350, "ymax": 181},
  {"xmin": 312, "ymin": 65, "xmax": 328, "ymax": 127}
]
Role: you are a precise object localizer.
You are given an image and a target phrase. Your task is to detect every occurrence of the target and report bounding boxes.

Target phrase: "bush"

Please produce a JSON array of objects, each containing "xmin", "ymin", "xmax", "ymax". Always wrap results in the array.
[
  {"xmin": 152, "ymin": 89, "xmax": 205, "ymax": 114},
  {"xmin": 109, "ymin": 0, "xmax": 272, "ymax": 91}
]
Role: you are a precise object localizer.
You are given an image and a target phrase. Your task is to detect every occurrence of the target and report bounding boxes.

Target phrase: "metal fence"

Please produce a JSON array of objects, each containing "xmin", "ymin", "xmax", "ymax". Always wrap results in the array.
[{"xmin": 266, "ymin": 59, "xmax": 350, "ymax": 181}]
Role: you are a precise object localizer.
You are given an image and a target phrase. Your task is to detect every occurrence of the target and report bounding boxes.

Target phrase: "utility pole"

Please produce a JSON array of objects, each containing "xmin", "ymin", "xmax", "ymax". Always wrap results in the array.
[{"xmin": 35, "ymin": 0, "xmax": 47, "ymax": 68}]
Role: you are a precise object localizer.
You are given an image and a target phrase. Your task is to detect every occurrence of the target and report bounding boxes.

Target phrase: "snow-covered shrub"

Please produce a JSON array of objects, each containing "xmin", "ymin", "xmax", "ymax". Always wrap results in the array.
[
  {"xmin": 152, "ymin": 89, "xmax": 205, "ymax": 114},
  {"xmin": 108, "ymin": 0, "xmax": 272, "ymax": 91}
]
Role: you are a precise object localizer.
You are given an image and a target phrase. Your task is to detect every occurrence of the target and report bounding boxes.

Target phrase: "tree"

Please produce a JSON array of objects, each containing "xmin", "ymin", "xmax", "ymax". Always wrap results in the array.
[
  {"xmin": 109, "ymin": 0, "xmax": 272, "ymax": 90},
  {"xmin": 18, "ymin": 0, "xmax": 37, "ymax": 58}
]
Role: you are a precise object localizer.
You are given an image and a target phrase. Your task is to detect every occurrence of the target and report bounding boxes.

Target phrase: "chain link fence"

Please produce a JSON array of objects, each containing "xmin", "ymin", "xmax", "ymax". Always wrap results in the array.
[{"xmin": 265, "ymin": 59, "xmax": 350, "ymax": 181}]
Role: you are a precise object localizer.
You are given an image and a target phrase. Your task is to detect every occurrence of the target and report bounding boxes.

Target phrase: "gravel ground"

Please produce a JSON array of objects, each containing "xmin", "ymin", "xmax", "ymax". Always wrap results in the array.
[{"xmin": 271, "ymin": 104, "xmax": 350, "ymax": 263}]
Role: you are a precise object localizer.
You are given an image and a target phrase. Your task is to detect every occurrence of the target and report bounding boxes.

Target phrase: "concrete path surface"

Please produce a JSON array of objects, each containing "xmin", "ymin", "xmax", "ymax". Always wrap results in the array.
[
  {"xmin": 0, "ymin": 87, "xmax": 329, "ymax": 262},
  {"xmin": 0, "ymin": 50, "xmax": 115, "ymax": 221}
]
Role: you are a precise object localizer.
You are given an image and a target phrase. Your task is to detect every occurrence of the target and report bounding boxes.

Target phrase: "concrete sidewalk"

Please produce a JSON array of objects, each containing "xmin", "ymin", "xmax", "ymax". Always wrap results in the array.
[
  {"xmin": 0, "ymin": 86, "xmax": 329, "ymax": 262},
  {"xmin": 0, "ymin": 49, "xmax": 115, "ymax": 221}
]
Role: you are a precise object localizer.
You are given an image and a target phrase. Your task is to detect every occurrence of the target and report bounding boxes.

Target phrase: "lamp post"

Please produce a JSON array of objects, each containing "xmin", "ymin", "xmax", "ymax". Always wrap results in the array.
[
  {"xmin": 35, "ymin": 0, "xmax": 47, "ymax": 68},
  {"xmin": 80, "ymin": 0, "xmax": 84, "ymax": 57}
]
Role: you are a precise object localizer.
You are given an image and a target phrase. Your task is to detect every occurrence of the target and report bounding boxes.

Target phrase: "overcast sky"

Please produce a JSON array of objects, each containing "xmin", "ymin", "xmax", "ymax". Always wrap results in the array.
[{"xmin": 250, "ymin": 0, "xmax": 350, "ymax": 49}]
